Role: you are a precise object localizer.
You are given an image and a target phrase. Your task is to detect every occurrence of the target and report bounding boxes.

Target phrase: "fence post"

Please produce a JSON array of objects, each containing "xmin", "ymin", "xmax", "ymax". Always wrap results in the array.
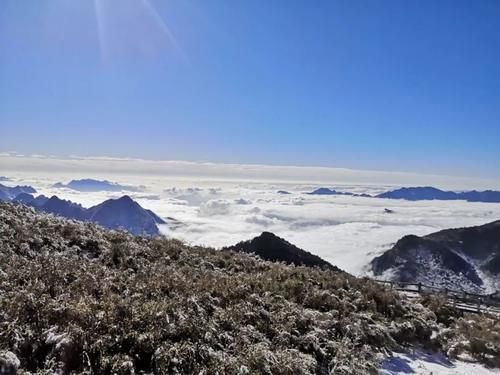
[
  {"xmin": 418, "ymin": 283, "xmax": 422, "ymax": 293},
  {"xmin": 477, "ymin": 299, "xmax": 481, "ymax": 313}
]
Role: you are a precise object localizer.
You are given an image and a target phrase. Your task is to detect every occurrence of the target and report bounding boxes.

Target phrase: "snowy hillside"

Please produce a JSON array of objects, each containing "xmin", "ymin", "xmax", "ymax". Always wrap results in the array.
[
  {"xmin": 372, "ymin": 220, "xmax": 500, "ymax": 293},
  {"xmin": 0, "ymin": 202, "xmax": 498, "ymax": 374}
]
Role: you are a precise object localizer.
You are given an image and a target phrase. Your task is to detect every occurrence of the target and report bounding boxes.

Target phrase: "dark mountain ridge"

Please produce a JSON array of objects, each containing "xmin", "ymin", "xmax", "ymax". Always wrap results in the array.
[
  {"xmin": 225, "ymin": 232, "xmax": 340, "ymax": 271},
  {"xmin": 41, "ymin": 196, "xmax": 87, "ymax": 220},
  {"xmin": 11, "ymin": 192, "xmax": 36, "ymax": 204},
  {"xmin": 306, "ymin": 186, "xmax": 500, "ymax": 203},
  {"xmin": 86, "ymin": 196, "xmax": 164, "ymax": 235},
  {"xmin": 377, "ymin": 186, "xmax": 500, "ymax": 203},
  {"xmin": 307, "ymin": 188, "xmax": 370, "ymax": 197},
  {"xmin": 307, "ymin": 188, "xmax": 350, "ymax": 196},
  {"xmin": 0, "ymin": 183, "xmax": 37, "ymax": 201},
  {"xmin": 14, "ymin": 193, "xmax": 164, "ymax": 236}
]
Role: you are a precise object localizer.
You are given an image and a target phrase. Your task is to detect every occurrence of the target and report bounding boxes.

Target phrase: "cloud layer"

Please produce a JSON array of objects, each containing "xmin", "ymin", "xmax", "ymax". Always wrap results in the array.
[{"xmin": 3, "ymin": 153, "xmax": 500, "ymax": 190}]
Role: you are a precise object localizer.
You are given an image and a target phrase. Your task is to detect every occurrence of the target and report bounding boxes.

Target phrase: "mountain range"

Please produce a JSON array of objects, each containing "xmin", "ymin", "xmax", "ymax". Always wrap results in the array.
[
  {"xmin": 53, "ymin": 178, "xmax": 143, "ymax": 192},
  {"xmin": 4, "ymin": 188, "xmax": 164, "ymax": 236},
  {"xmin": 376, "ymin": 186, "xmax": 500, "ymax": 203},
  {"xmin": 307, "ymin": 188, "xmax": 371, "ymax": 197},
  {"xmin": 0, "ymin": 183, "xmax": 37, "ymax": 201},
  {"xmin": 371, "ymin": 220, "xmax": 500, "ymax": 293},
  {"xmin": 307, "ymin": 186, "xmax": 500, "ymax": 203}
]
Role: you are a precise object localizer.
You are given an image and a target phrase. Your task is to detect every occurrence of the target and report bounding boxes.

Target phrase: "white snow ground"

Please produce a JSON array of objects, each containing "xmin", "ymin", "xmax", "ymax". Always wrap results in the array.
[{"xmin": 380, "ymin": 350, "xmax": 500, "ymax": 375}]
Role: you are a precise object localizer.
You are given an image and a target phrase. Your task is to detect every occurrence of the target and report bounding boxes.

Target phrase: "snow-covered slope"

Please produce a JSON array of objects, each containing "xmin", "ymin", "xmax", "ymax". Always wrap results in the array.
[
  {"xmin": 371, "ymin": 221, "xmax": 500, "ymax": 293},
  {"xmin": 380, "ymin": 350, "xmax": 500, "ymax": 375}
]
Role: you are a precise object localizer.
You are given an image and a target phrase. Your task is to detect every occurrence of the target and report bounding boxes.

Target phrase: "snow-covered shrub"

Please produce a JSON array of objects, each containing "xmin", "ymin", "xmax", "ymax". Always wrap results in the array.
[{"xmin": 0, "ymin": 202, "xmax": 497, "ymax": 374}]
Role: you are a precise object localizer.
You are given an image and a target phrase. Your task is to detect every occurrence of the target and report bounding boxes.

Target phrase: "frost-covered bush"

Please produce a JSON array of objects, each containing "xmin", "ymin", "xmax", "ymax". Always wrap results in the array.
[
  {"xmin": 436, "ymin": 314, "xmax": 500, "ymax": 367},
  {"xmin": 0, "ymin": 203, "xmax": 497, "ymax": 374}
]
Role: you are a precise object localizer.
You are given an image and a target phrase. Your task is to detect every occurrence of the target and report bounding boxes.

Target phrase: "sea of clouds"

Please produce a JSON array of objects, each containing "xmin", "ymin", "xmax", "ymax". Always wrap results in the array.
[{"xmin": 3, "ymin": 153, "xmax": 500, "ymax": 275}]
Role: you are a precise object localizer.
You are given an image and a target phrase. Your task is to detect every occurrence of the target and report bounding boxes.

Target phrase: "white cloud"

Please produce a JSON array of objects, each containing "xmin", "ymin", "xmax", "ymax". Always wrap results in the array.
[
  {"xmin": 152, "ymin": 185, "xmax": 500, "ymax": 275},
  {"xmin": 198, "ymin": 199, "xmax": 232, "ymax": 217},
  {"xmin": 2, "ymin": 154, "xmax": 500, "ymax": 190}
]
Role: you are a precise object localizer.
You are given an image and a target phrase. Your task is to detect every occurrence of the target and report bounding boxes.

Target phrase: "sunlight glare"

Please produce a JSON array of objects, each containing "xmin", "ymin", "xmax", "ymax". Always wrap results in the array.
[
  {"xmin": 140, "ymin": 0, "xmax": 189, "ymax": 62},
  {"xmin": 93, "ymin": 0, "xmax": 109, "ymax": 64}
]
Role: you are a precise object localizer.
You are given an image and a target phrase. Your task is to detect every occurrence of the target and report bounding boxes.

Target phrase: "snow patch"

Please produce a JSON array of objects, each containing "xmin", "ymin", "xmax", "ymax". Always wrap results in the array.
[{"xmin": 380, "ymin": 349, "xmax": 500, "ymax": 375}]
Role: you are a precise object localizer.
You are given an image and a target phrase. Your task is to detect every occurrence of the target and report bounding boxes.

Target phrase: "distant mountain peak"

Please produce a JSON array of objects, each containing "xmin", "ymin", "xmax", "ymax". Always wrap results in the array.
[
  {"xmin": 53, "ymin": 179, "xmax": 143, "ymax": 193},
  {"xmin": 259, "ymin": 231, "xmax": 278, "ymax": 239},
  {"xmin": 0, "ymin": 184, "xmax": 37, "ymax": 201},
  {"xmin": 17, "ymin": 193, "xmax": 165, "ymax": 237},
  {"xmin": 225, "ymin": 232, "xmax": 340, "ymax": 271},
  {"xmin": 100, "ymin": 195, "xmax": 137, "ymax": 207},
  {"xmin": 306, "ymin": 187, "xmax": 367, "ymax": 197},
  {"xmin": 307, "ymin": 188, "xmax": 339, "ymax": 195},
  {"xmin": 117, "ymin": 195, "xmax": 134, "ymax": 202},
  {"xmin": 85, "ymin": 196, "xmax": 163, "ymax": 236}
]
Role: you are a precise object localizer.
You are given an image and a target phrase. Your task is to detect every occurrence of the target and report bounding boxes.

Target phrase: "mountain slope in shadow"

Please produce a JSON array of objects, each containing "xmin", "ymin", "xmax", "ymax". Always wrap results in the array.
[{"xmin": 17, "ymin": 194, "xmax": 164, "ymax": 236}]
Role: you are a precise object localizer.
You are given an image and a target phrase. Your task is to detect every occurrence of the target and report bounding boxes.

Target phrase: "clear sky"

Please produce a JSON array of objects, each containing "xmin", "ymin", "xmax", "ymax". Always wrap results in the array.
[{"xmin": 1, "ymin": 0, "xmax": 499, "ymax": 178}]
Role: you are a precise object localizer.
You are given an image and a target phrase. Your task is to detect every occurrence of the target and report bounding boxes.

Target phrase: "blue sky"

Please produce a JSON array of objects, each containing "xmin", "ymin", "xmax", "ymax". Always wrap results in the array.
[{"xmin": 1, "ymin": 0, "xmax": 499, "ymax": 178}]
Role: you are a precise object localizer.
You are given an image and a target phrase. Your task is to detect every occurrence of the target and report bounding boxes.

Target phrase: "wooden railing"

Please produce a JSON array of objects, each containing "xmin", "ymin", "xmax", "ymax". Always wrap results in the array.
[{"xmin": 370, "ymin": 279, "xmax": 500, "ymax": 315}]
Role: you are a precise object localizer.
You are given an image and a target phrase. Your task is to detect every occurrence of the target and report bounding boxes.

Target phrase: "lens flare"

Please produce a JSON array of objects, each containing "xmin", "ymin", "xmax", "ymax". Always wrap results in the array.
[
  {"xmin": 93, "ymin": 0, "xmax": 108, "ymax": 64},
  {"xmin": 91, "ymin": 0, "xmax": 188, "ymax": 64},
  {"xmin": 140, "ymin": 0, "xmax": 189, "ymax": 62}
]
